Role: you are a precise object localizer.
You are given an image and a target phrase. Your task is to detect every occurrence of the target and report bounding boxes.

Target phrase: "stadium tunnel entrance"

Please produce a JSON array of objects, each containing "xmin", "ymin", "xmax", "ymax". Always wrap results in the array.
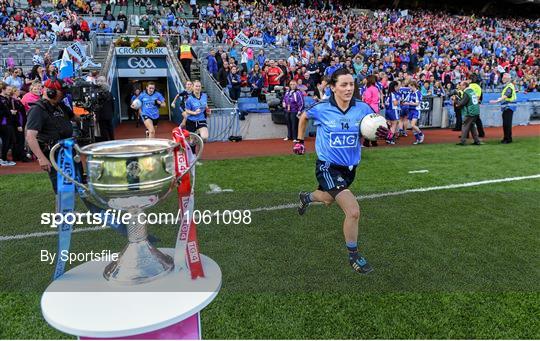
[
  {"xmin": 118, "ymin": 77, "xmax": 170, "ymax": 121},
  {"xmin": 108, "ymin": 45, "xmax": 185, "ymax": 126}
]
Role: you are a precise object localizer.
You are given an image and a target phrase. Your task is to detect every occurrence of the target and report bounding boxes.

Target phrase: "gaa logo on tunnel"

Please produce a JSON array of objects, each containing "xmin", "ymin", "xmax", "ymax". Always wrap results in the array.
[{"xmin": 127, "ymin": 57, "xmax": 157, "ymax": 69}]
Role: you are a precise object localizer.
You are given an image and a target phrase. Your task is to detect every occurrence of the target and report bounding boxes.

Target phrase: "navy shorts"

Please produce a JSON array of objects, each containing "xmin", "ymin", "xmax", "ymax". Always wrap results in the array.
[
  {"xmin": 142, "ymin": 115, "xmax": 159, "ymax": 126},
  {"xmin": 385, "ymin": 109, "xmax": 400, "ymax": 121},
  {"xmin": 407, "ymin": 110, "xmax": 420, "ymax": 120},
  {"xmin": 185, "ymin": 119, "xmax": 208, "ymax": 133},
  {"xmin": 400, "ymin": 107, "xmax": 409, "ymax": 117},
  {"xmin": 315, "ymin": 159, "xmax": 356, "ymax": 196}
]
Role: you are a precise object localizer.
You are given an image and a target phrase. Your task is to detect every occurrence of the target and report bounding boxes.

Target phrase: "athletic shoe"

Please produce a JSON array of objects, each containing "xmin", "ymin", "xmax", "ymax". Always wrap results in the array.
[
  {"xmin": 472, "ymin": 141, "xmax": 484, "ymax": 145},
  {"xmin": 283, "ymin": 137, "xmax": 290, "ymax": 141},
  {"xmin": 297, "ymin": 191, "xmax": 311, "ymax": 215},
  {"xmin": 456, "ymin": 142, "xmax": 466, "ymax": 146},
  {"xmin": 419, "ymin": 134, "xmax": 425, "ymax": 143},
  {"xmin": 401, "ymin": 131, "xmax": 408, "ymax": 137},
  {"xmin": 0, "ymin": 160, "xmax": 16, "ymax": 166},
  {"xmin": 413, "ymin": 140, "xmax": 422, "ymax": 145},
  {"xmin": 349, "ymin": 255, "xmax": 373, "ymax": 274}
]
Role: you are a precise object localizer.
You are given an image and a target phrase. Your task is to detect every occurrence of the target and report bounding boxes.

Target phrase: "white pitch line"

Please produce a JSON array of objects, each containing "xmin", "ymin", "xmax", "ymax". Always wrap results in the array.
[
  {"xmin": 1, "ymin": 174, "xmax": 540, "ymax": 241},
  {"xmin": 408, "ymin": 170, "xmax": 429, "ymax": 174},
  {"xmin": 0, "ymin": 226, "xmax": 108, "ymax": 241},
  {"xmin": 250, "ymin": 174, "xmax": 540, "ymax": 212}
]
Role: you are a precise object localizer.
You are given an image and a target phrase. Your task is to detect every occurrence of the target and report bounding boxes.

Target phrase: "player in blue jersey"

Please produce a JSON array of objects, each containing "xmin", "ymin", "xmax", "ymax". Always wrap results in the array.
[
  {"xmin": 132, "ymin": 82, "xmax": 166, "ymax": 138},
  {"xmin": 384, "ymin": 81, "xmax": 401, "ymax": 145},
  {"xmin": 292, "ymin": 68, "xmax": 388, "ymax": 274},
  {"xmin": 404, "ymin": 82, "xmax": 424, "ymax": 144},
  {"xmin": 183, "ymin": 80, "xmax": 210, "ymax": 143},
  {"xmin": 398, "ymin": 80, "xmax": 410, "ymax": 137}
]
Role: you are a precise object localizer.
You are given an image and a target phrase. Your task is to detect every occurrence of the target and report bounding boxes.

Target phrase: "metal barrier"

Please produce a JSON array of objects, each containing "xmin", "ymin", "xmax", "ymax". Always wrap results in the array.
[{"xmin": 207, "ymin": 108, "xmax": 241, "ymax": 142}]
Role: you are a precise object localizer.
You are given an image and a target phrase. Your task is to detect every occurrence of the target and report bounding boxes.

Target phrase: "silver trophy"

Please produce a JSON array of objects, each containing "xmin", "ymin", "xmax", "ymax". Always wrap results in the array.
[{"xmin": 50, "ymin": 137, "xmax": 203, "ymax": 285}]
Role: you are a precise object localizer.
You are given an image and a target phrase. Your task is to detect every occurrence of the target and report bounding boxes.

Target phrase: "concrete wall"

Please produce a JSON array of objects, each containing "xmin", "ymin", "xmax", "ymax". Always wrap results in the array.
[{"xmin": 239, "ymin": 113, "xmax": 287, "ymax": 140}]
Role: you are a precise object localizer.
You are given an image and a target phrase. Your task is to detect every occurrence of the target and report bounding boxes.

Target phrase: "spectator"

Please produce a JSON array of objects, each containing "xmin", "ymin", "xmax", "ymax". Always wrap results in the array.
[
  {"xmin": 207, "ymin": 49, "xmax": 218, "ymax": 78},
  {"xmin": 249, "ymin": 64, "xmax": 264, "ymax": 98},
  {"xmin": 266, "ymin": 60, "xmax": 283, "ymax": 92},
  {"xmin": 282, "ymin": 79, "xmax": 304, "ymax": 142},
  {"xmin": 32, "ymin": 48, "xmax": 44, "ymax": 66},
  {"xmin": 362, "ymin": 75, "xmax": 380, "ymax": 113},
  {"xmin": 217, "ymin": 61, "xmax": 230, "ymax": 89},
  {"xmin": 11, "ymin": 87, "xmax": 28, "ymax": 162},
  {"xmin": 4, "ymin": 68, "xmax": 24, "ymax": 91},
  {"xmin": 95, "ymin": 76, "xmax": 115, "ymax": 141},
  {"xmin": 0, "ymin": 82, "xmax": 16, "ymax": 166},
  {"xmin": 227, "ymin": 65, "xmax": 241, "ymax": 100},
  {"xmin": 21, "ymin": 81, "xmax": 42, "ymax": 112}
]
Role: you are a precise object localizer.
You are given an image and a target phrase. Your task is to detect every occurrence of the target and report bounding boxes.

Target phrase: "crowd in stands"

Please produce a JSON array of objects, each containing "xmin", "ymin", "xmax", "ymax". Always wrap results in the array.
[
  {"xmin": 160, "ymin": 0, "xmax": 539, "ymax": 100},
  {"xmin": 0, "ymin": 43, "xmax": 108, "ymax": 166},
  {"xmin": 0, "ymin": 0, "xmax": 128, "ymax": 44}
]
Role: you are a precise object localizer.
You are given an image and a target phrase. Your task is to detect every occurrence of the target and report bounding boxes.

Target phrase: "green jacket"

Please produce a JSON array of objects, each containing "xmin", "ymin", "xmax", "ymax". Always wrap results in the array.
[{"xmin": 456, "ymin": 88, "xmax": 480, "ymax": 117}]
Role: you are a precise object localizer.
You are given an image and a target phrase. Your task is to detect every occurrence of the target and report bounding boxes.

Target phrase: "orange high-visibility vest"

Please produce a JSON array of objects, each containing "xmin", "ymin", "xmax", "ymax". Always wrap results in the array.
[{"xmin": 179, "ymin": 44, "xmax": 193, "ymax": 60}]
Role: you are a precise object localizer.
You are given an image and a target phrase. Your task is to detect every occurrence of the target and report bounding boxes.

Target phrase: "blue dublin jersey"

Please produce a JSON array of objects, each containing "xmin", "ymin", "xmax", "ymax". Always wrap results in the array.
[
  {"xmin": 307, "ymin": 96, "xmax": 374, "ymax": 167},
  {"xmin": 185, "ymin": 93, "xmax": 208, "ymax": 121},
  {"xmin": 137, "ymin": 91, "xmax": 165, "ymax": 119}
]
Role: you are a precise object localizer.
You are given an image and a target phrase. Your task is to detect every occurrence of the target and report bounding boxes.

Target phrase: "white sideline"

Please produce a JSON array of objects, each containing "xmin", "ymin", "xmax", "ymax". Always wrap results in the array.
[{"xmin": 1, "ymin": 174, "xmax": 539, "ymax": 242}]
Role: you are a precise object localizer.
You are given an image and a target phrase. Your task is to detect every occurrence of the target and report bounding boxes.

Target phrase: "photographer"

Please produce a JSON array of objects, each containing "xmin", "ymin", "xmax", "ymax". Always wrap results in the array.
[
  {"xmin": 95, "ymin": 76, "xmax": 115, "ymax": 141},
  {"xmin": 25, "ymin": 78, "xmax": 75, "ymax": 193}
]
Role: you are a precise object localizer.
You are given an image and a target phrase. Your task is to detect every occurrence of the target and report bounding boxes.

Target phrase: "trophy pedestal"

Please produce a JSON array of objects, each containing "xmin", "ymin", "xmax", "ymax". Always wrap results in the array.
[{"xmin": 41, "ymin": 248, "xmax": 221, "ymax": 340}]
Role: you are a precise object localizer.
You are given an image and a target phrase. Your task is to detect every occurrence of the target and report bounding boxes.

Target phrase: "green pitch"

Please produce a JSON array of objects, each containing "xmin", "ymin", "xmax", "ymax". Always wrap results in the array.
[{"xmin": 1, "ymin": 137, "xmax": 539, "ymax": 339}]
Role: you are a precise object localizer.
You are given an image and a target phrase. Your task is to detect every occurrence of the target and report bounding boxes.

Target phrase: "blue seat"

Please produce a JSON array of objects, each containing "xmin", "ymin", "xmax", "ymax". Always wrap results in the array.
[{"xmin": 237, "ymin": 97, "xmax": 270, "ymax": 113}]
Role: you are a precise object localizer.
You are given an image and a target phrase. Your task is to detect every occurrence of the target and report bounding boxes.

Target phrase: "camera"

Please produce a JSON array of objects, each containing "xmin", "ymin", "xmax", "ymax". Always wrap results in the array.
[
  {"xmin": 70, "ymin": 80, "xmax": 109, "ymax": 146},
  {"xmin": 71, "ymin": 113, "xmax": 96, "ymax": 146},
  {"xmin": 70, "ymin": 79, "xmax": 108, "ymax": 113}
]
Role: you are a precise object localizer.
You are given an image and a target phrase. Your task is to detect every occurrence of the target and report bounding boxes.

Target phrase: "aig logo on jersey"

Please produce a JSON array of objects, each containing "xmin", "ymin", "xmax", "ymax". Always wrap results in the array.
[{"xmin": 329, "ymin": 132, "xmax": 358, "ymax": 148}]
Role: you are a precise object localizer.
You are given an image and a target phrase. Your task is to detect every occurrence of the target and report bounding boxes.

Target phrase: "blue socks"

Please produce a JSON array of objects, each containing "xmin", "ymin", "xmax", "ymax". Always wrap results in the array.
[
  {"xmin": 346, "ymin": 241, "xmax": 358, "ymax": 260},
  {"xmin": 305, "ymin": 193, "xmax": 313, "ymax": 204}
]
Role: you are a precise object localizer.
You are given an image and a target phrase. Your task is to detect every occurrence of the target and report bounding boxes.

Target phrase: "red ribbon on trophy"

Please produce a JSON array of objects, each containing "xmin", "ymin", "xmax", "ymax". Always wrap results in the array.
[{"xmin": 172, "ymin": 127, "xmax": 205, "ymax": 279}]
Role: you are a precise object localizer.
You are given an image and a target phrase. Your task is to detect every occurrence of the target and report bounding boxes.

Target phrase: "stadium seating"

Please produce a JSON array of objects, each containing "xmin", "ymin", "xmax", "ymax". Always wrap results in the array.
[{"xmin": 237, "ymin": 97, "xmax": 270, "ymax": 114}]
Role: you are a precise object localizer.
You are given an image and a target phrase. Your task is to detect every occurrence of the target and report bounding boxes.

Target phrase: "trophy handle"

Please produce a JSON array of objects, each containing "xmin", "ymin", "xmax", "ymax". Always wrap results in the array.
[
  {"xmin": 49, "ymin": 143, "xmax": 90, "ymax": 192},
  {"xmin": 175, "ymin": 133, "xmax": 204, "ymax": 184}
]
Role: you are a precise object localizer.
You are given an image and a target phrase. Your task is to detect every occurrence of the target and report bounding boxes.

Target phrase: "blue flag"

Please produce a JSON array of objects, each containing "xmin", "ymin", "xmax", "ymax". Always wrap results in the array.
[{"xmin": 58, "ymin": 49, "xmax": 73, "ymax": 80}]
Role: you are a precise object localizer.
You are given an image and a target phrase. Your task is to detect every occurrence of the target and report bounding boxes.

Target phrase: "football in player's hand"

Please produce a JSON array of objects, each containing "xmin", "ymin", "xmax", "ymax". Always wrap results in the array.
[{"xmin": 360, "ymin": 114, "xmax": 388, "ymax": 140}]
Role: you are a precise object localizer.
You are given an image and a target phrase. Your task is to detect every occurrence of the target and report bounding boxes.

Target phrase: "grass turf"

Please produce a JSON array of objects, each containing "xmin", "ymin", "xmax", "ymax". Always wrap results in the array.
[{"xmin": 0, "ymin": 137, "xmax": 539, "ymax": 339}]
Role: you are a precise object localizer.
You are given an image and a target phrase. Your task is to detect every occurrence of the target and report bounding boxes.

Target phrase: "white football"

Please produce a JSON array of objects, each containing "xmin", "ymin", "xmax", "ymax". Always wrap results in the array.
[
  {"xmin": 131, "ymin": 99, "xmax": 142, "ymax": 109},
  {"xmin": 360, "ymin": 114, "xmax": 387, "ymax": 140}
]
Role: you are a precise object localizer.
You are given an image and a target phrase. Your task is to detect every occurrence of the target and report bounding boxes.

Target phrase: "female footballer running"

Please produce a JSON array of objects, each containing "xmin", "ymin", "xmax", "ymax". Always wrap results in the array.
[
  {"xmin": 183, "ymin": 80, "xmax": 210, "ymax": 145},
  {"xmin": 293, "ymin": 68, "xmax": 388, "ymax": 274}
]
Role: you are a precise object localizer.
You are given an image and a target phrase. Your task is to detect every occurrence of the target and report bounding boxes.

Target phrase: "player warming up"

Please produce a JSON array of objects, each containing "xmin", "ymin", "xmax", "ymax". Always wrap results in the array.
[{"xmin": 292, "ymin": 68, "xmax": 388, "ymax": 274}]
